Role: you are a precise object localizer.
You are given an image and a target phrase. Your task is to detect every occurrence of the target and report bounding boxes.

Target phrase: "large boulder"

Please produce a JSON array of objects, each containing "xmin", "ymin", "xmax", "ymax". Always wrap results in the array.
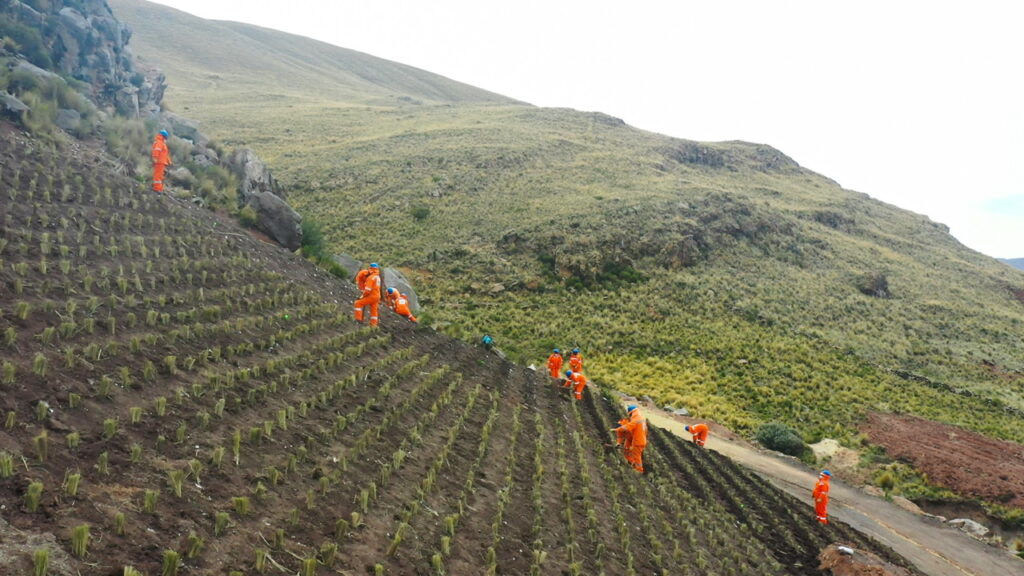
[
  {"xmin": 56, "ymin": 108, "xmax": 81, "ymax": 132},
  {"xmin": 0, "ymin": 92, "xmax": 29, "ymax": 117},
  {"xmin": 229, "ymin": 148, "xmax": 280, "ymax": 203},
  {"xmin": 162, "ymin": 112, "xmax": 207, "ymax": 146},
  {"xmin": 246, "ymin": 192, "xmax": 302, "ymax": 251}
]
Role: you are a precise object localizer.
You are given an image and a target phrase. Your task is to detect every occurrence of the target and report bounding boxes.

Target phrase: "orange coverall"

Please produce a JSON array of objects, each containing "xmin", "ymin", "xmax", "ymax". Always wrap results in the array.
[
  {"xmin": 151, "ymin": 134, "xmax": 171, "ymax": 192},
  {"xmin": 353, "ymin": 269, "xmax": 381, "ymax": 326},
  {"xmin": 614, "ymin": 409, "xmax": 648, "ymax": 473},
  {"xmin": 566, "ymin": 371, "xmax": 588, "ymax": 400},
  {"xmin": 689, "ymin": 423, "xmax": 709, "ymax": 447},
  {"xmin": 386, "ymin": 290, "xmax": 417, "ymax": 322},
  {"xmin": 547, "ymin": 353, "xmax": 563, "ymax": 379},
  {"xmin": 813, "ymin": 475, "xmax": 830, "ymax": 524},
  {"xmin": 569, "ymin": 353, "xmax": 583, "ymax": 373}
]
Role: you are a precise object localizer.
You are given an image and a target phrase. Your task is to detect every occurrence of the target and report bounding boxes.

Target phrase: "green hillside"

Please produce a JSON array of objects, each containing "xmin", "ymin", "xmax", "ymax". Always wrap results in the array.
[{"xmin": 111, "ymin": 0, "xmax": 1024, "ymax": 450}]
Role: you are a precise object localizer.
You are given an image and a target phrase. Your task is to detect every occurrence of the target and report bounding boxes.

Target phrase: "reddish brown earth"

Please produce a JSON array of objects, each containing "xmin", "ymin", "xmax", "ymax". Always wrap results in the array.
[{"xmin": 863, "ymin": 413, "xmax": 1024, "ymax": 509}]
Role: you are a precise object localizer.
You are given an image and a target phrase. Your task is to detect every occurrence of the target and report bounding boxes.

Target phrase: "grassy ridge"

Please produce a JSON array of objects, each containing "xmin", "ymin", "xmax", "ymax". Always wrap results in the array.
[{"xmin": 112, "ymin": 0, "xmax": 1024, "ymax": 446}]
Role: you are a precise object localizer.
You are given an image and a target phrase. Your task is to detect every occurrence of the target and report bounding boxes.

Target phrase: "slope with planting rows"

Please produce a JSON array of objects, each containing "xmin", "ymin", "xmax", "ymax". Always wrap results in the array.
[{"xmin": 0, "ymin": 124, "xmax": 918, "ymax": 574}]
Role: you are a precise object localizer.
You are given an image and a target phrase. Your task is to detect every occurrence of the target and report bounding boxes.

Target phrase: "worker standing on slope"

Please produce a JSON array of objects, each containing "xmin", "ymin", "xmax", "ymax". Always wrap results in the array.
[
  {"xmin": 685, "ymin": 423, "xmax": 710, "ymax": 447},
  {"xmin": 564, "ymin": 369, "xmax": 588, "ymax": 400},
  {"xmin": 568, "ymin": 348, "xmax": 584, "ymax": 373},
  {"xmin": 385, "ymin": 287, "xmax": 417, "ymax": 323},
  {"xmin": 813, "ymin": 470, "xmax": 831, "ymax": 524},
  {"xmin": 151, "ymin": 129, "xmax": 172, "ymax": 192},
  {"xmin": 353, "ymin": 263, "xmax": 382, "ymax": 326},
  {"xmin": 547, "ymin": 348, "xmax": 564, "ymax": 381},
  {"xmin": 612, "ymin": 405, "xmax": 648, "ymax": 473}
]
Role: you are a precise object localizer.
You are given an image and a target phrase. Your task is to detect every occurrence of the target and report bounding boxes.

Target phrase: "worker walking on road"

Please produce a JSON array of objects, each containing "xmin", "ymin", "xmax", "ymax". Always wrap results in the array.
[
  {"xmin": 151, "ymin": 129, "xmax": 172, "ymax": 192},
  {"xmin": 685, "ymin": 423, "xmax": 710, "ymax": 447},
  {"xmin": 353, "ymin": 263, "xmax": 382, "ymax": 326},
  {"xmin": 385, "ymin": 287, "xmax": 417, "ymax": 323},
  {"xmin": 612, "ymin": 405, "xmax": 648, "ymax": 473},
  {"xmin": 568, "ymin": 348, "xmax": 584, "ymax": 373},
  {"xmin": 564, "ymin": 370, "xmax": 588, "ymax": 400},
  {"xmin": 547, "ymin": 349, "xmax": 564, "ymax": 380},
  {"xmin": 813, "ymin": 470, "xmax": 831, "ymax": 524}
]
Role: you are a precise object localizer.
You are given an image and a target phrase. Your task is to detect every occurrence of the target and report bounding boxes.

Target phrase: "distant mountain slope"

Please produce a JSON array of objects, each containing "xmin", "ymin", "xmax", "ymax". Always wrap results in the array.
[
  {"xmin": 1002, "ymin": 258, "xmax": 1024, "ymax": 271},
  {"xmin": 108, "ymin": 0, "xmax": 517, "ymax": 109},
  {"xmin": 112, "ymin": 0, "xmax": 1024, "ymax": 453}
]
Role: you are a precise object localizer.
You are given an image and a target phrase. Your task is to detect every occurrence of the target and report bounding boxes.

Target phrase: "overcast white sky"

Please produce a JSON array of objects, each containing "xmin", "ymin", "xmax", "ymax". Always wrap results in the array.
[{"xmin": 149, "ymin": 0, "xmax": 1023, "ymax": 259}]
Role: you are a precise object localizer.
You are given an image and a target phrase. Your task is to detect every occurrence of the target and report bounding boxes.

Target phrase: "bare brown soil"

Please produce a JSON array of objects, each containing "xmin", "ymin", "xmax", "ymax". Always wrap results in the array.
[{"xmin": 863, "ymin": 413, "xmax": 1024, "ymax": 509}]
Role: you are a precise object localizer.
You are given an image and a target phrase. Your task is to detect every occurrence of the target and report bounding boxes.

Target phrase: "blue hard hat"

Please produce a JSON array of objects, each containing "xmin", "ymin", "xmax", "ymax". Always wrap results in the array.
[
  {"xmin": 572, "ymin": 348, "xmax": 580, "ymax": 354},
  {"xmin": 565, "ymin": 370, "xmax": 573, "ymax": 378},
  {"xmin": 553, "ymin": 348, "xmax": 560, "ymax": 354},
  {"xmin": 627, "ymin": 405, "xmax": 637, "ymax": 413},
  {"xmin": 159, "ymin": 130, "xmax": 169, "ymax": 138},
  {"xmin": 821, "ymin": 470, "xmax": 832, "ymax": 477},
  {"xmin": 684, "ymin": 425, "xmax": 690, "ymax": 432},
  {"xmin": 387, "ymin": 287, "xmax": 395, "ymax": 294},
  {"xmin": 369, "ymin": 263, "xmax": 379, "ymax": 268}
]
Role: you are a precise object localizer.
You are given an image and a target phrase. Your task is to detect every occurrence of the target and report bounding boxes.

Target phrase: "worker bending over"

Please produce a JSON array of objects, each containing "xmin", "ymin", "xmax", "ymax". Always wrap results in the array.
[
  {"xmin": 385, "ymin": 287, "xmax": 417, "ymax": 323},
  {"xmin": 813, "ymin": 470, "xmax": 831, "ymax": 524},
  {"xmin": 547, "ymin": 349, "xmax": 564, "ymax": 380},
  {"xmin": 564, "ymin": 370, "xmax": 588, "ymax": 400},
  {"xmin": 685, "ymin": 423, "xmax": 709, "ymax": 447},
  {"xmin": 353, "ymin": 263, "xmax": 382, "ymax": 326},
  {"xmin": 613, "ymin": 405, "xmax": 648, "ymax": 473}
]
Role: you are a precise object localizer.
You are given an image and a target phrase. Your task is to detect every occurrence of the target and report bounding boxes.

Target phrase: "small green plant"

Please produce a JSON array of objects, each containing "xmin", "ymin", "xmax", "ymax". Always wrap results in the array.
[
  {"xmin": 143, "ymin": 489, "xmax": 158, "ymax": 514},
  {"xmin": 0, "ymin": 451, "xmax": 13, "ymax": 478},
  {"xmin": 114, "ymin": 511, "xmax": 126, "ymax": 535},
  {"xmin": 186, "ymin": 531, "xmax": 204, "ymax": 558},
  {"xmin": 35, "ymin": 400, "xmax": 49, "ymax": 422},
  {"xmin": 233, "ymin": 496, "xmax": 250, "ymax": 516},
  {"xmin": 214, "ymin": 511, "xmax": 229, "ymax": 536},
  {"xmin": 32, "ymin": 352, "xmax": 47, "ymax": 377},
  {"xmin": 254, "ymin": 548, "xmax": 268, "ymax": 573},
  {"xmin": 26, "ymin": 481, "xmax": 44, "ymax": 512},
  {"xmin": 162, "ymin": 549, "xmax": 181, "ymax": 576},
  {"xmin": 71, "ymin": 524, "xmax": 90, "ymax": 557},
  {"xmin": 129, "ymin": 406, "xmax": 142, "ymax": 424},
  {"xmin": 96, "ymin": 452, "xmax": 109, "ymax": 475},
  {"xmin": 64, "ymin": 472, "xmax": 81, "ymax": 497},
  {"xmin": 123, "ymin": 566, "xmax": 143, "ymax": 576},
  {"xmin": 66, "ymin": 431, "xmax": 80, "ymax": 450},
  {"xmin": 102, "ymin": 418, "xmax": 118, "ymax": 440},
  {"xmin": 168, "ymin": 469, "xmax": 186, "ymax": 498},
  {"xmin": 33, "ymin": 548, "xmax": 49, "ymax": 576},
  {"xmin": 155, "ymin": 396, "xmax": 167, "ymax": 417},
  {"xmin": 33, "ymin": 430, "xmax": 48, "ymax": 461}
]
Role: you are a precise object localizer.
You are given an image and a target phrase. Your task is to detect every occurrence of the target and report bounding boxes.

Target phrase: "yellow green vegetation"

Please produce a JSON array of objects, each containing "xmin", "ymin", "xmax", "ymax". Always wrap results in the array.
[{"xmin": 116, "ymin": 0, "xmax": 1024, "ymax": 449}]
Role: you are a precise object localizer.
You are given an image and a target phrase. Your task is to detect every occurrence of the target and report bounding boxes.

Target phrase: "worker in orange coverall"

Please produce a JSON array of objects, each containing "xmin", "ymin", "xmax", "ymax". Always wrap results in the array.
[
  {"xmin": 151, "ymin": 129, "xmax": 172, "ymax": 192},
  {"xmin": 547, "ymin": 348, "xmax": 564, "ymax": 380},
  {"xmin": 385, "ymin": 287, "xmax": 417, "ymax": 323},
  {"xmin": 353, "ymin": 263, "xmax": 382, "ymax": 326},
  {"xmin": 685, "ymin": 423, "xmax": 709, "ymax": 447},
  {"xmin": 813, "ymin": 470, "xmax": 831, "ymax": 524},
  {"xmin": 613, "ymin": 405, "xmax": 648, "ymax": 473},
  {"xmin": 568, "ymin": 348, "xmax": 584, "ymax": 373},
  {"xmin": 564, "ymin": 370, "xmax": 588, "ymax": 400}
]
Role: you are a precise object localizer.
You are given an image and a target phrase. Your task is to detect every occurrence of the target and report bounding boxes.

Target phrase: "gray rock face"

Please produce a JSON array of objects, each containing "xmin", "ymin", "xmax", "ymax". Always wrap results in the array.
[
  {"xmin": 162, "ymin": 112, "xmax": 207, "ymax": 146},
  {"xmin": 0, "ymin": 92, "xmax": 30, "ymax": 116},
  {"xmin": 948, "ymin": 518, "xmax": 989, "ymax": 538},
  {"xmin": 229, "ymin": 148, "xmax": 279, "ymax": 203},
  {"xmin": 332, "ymin": 254, "xmax": 363, "ymax": 282},
  {"xmin": 246, "ymin": 192, "xmax": 302, "ymax": 251}
]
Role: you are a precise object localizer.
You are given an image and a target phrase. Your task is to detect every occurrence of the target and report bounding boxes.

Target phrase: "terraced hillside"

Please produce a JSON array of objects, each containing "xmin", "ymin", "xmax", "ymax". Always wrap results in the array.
[{"xmin": 0, "ymin": 124, "xmax": 915, "ymax": 575}]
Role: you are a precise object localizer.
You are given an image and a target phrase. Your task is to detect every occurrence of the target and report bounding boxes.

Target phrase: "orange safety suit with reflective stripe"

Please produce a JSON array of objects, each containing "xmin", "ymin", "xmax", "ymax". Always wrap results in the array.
[
  {"xmin": 689, "ymin": 423, "xmax": 709, "ymax": 447},
  {"xmin": 614, "ymin": 409, "xmax": 647, "ymax": 473},
  {"xmin": 386, "ymin": 290, "xmax": 417, "ymax": 323},
  {"xmin": 813, "ymin": 476, "xmax": 830, "ymax": 524},
  {"xmin": 353, "ymin": 270, "xmax": 381, "ymax": 326},
  {"xmin": 547, "ymin": 353, "xmax": 563, "ymax": 379},
  {"xmin": 569, "ymin": 353, "xmax": 583, "ymax": 373},
  {"xmin": 151, "ymin": 134, "xmax": 171, "ymax": 192},
  {"xmin": 566, "ymin": 371, "xmax": 588, "ymax": 400}
]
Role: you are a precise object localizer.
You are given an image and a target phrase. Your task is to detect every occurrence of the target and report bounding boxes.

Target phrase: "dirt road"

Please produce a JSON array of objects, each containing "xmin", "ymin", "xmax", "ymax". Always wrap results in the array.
[{"xmin": 642, "ymin": 409, "xmax": 1022, "ymax": 576}]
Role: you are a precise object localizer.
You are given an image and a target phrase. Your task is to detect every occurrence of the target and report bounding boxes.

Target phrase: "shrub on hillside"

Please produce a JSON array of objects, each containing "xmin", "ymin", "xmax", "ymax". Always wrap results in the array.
[
  {"xmin": 300, "ymin": 218, "xmax": 346, "ymax": 279},
  {"xmin": 755, "ymin": 422, "xmax": 807, "ymax": 457},
  {"xmin": 237, "ymin": 205, "xmax": 259, "ymax": 228}
]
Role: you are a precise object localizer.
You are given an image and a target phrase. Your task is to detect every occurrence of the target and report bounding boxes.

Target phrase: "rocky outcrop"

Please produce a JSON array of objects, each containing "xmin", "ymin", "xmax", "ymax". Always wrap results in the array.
[
  {"xmin": 228, "ymin": 148, "xmax": 282, "ymax": 202},
  {"xmin": 245, "ymin": 191, "xmax": 302, "ymax": 251}
]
